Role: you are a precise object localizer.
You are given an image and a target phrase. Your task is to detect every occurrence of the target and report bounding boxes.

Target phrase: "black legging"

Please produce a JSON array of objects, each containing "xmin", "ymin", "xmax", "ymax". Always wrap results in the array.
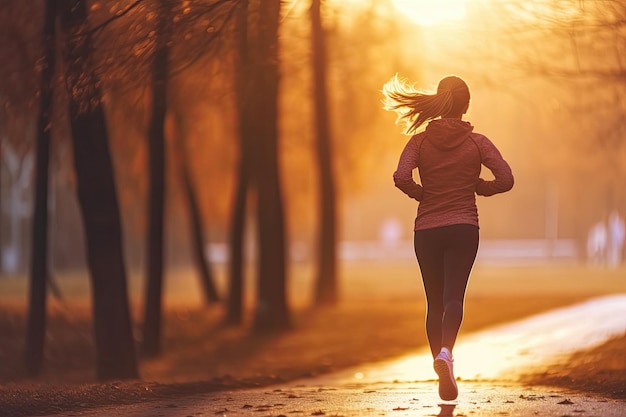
[{"xmin": 414, "ymin": 224, "xmax": 479, "ymax": 358}]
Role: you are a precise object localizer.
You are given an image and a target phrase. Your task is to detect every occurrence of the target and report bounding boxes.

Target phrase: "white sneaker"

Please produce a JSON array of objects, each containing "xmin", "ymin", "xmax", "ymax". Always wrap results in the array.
[{"xmin": 434, "ymin": 348, "xmax": 458, "ymax": 401}]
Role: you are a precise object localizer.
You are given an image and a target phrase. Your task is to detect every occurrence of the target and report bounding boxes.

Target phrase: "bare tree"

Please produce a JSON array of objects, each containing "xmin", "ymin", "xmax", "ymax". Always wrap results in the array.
[
  {"xmin": 484, "ymin": 0, "xmax": 626, "ymax": 216},
  {"xmin": 59, "ymin": 0, "xmax": 138, "ymax": 380},
  {"xmin": 181, "ymin": 150, "xmax": 220, "ymax": 305},
  {"xmin": 141, "ymin": 0, "xmax": 172, "ymax": 358},
  {"xmin": 311, "ymin": 0, "xmax": 338, "ymax": 306},
  {"xmin": 252, "ymin": 0, "xmax": 290, "ymax": 331},
  {"xmin": 173, "ymin": 112, "xmax": 220, "ymax": 306},
  {"xmin": 226, "ymin": 0, "xmax": 251, "ymax": 325},
  {"xmin": 141, "ymin": 0, "xmax": 234, "ymax": 350},
  {"xmin": 25, "ymin": 0, "xmax": 57, "ymax": 377}
]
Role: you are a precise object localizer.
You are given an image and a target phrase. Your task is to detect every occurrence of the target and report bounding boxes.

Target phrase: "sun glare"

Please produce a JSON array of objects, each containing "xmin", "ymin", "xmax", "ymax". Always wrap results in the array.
[{"xmin": 391, "ymin": 0, "xmax": 468, "ymax": 26}]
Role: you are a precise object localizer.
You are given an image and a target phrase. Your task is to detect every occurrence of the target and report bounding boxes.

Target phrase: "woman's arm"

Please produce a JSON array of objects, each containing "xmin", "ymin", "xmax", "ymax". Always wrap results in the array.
[
  {"xmin": 475, "ymin": 136, "xmax": 514, "ymax": 196},
  {"xmin": 393, "ymin": 136, "xmax": 424, "ymax": 200}
]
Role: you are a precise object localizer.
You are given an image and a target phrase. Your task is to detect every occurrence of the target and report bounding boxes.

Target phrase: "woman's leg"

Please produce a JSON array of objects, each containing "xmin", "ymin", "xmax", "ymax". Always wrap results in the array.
[
  {"xmin": 418, "ymin": 225, "xmax": 478, "ymax": 401},
  {"xmin": 414, "ymin": 225, "xmax": 479, "ymax": 357},
  {"xmin": 440, "ymin": 224, "xmax": 479, "ymax": 351},
  {"xmin": 414, "ymin": 229, "xmax": 445, "ymax": 358}
]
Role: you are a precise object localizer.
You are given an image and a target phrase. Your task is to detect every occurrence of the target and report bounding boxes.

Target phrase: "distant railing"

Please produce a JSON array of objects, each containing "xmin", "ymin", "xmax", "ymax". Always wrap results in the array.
[
  {"xmin": 475, "ymin": 239, "xmax": 578, "ymax": 264},
  {"xmin": 339, "ymin": 239, "xmax": 578, "ymax": 263}
]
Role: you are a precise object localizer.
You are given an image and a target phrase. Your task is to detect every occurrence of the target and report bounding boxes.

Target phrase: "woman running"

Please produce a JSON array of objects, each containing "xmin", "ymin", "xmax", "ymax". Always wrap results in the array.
[{"xmin": 383, "ymin": 74, "xmax": 514, "ymax": 401}]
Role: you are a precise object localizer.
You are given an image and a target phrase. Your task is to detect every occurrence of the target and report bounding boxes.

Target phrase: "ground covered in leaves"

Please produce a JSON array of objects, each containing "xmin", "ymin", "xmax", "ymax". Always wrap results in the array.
[
  {"xmin": 1, "ymin": 264, "xmax": 625, "ymax": 416},
  {"xmin": 522, "ymin": 331, "xmax": 626, "ymax": 399}
]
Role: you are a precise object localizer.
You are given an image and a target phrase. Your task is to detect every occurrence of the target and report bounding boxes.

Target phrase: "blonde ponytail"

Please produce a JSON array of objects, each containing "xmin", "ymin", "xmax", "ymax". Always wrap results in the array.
[{"xmin": 382, "ymin": 74, "xmax": 469, "ymax": 135}]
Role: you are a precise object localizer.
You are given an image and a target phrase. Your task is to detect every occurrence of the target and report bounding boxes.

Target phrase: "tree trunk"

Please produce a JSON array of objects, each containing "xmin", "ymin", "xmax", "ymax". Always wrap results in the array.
[
  {"xmin": 180, "ymin": 157, "xmax": 219, "ymax": 304},
  {"xmin": 226, "ymin": 0, "xmax": 251, "ymax": 326},
  {"xmin": 25, "ymin": 0, "xmax": 57, "ymax": 377},
  {"xmin": 311, "ymin": 0, "xmax": 338, "ymax": 306},
  {"xmin": 142, "ymin": 0, "xmax": 171, "ymax": 357},
  {"xmin": 59, "ymin": 0, "xmax": 138, "ymax": 380},
  {"xmin": 252, "ymin": 0, "xmax": 290, "ymax": 332}
]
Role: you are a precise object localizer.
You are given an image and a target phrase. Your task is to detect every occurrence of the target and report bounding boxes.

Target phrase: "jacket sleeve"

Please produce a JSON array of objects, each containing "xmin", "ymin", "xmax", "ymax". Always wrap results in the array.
[
  {"xmin": 475, "ymin": 136, "xmax": 514, "ymax": 196},
  {"xmin": 393, "ymin": 135, "xmax": 424, "ymax": 201}
]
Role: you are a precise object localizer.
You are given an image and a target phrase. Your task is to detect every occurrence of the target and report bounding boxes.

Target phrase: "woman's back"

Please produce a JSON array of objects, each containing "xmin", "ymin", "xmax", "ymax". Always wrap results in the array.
[
  {"xmin": 394, "ymin": 118, "xmax": 512, "ymax": 230},
  {"xmin": 415, "ymin": 119, "xmax": 481, "ymax": 228}
]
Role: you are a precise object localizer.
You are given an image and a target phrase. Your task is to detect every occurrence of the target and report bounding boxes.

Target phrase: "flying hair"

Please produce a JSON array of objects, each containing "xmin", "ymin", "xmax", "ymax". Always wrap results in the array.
[{"xmin": 382, "ymin": 74, "xmax": 469, "ymax": 135}]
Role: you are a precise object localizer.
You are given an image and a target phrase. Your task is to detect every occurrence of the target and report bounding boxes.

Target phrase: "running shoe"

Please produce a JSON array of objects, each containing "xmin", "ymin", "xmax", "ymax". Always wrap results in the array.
[{"xmin": 434, "ymin": 348, "xmax": 458, "ymax": 401}]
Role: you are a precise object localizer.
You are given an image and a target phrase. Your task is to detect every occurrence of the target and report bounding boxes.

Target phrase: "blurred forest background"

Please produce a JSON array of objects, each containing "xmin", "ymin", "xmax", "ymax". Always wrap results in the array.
[{"xmin": 0, "ymin": 0, "xmax": 625, "ymax": 382}]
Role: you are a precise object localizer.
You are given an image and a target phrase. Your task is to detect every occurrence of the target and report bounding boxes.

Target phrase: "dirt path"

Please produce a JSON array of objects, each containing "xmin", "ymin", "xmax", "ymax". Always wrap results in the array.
[
  {"xmin": 41, "ymin": 380, "xmax": 626, "ymax": 417},
  {"xmin": 39, "ymin": 295, "xmax": 626, "ymax": 417}
]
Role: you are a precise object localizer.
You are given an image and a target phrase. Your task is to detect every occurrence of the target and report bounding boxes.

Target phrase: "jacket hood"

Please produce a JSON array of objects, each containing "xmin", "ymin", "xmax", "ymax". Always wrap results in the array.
[{"xmin": 424, "ymin": 118, "xmax": 474, "ymax": 151}]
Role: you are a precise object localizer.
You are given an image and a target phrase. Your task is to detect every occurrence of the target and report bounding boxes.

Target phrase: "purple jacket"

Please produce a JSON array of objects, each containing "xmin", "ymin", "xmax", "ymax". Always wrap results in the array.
[{"xmin": 393, "ymin": 118, "xmax": 514, "ymax": 231}]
